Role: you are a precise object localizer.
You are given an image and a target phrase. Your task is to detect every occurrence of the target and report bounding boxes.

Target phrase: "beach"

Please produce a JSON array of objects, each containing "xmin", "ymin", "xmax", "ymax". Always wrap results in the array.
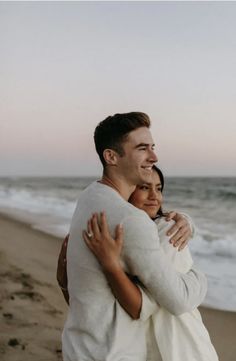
[{"xmin": 0, "ymin": 213, "xmax": 235, "ymax": 361}]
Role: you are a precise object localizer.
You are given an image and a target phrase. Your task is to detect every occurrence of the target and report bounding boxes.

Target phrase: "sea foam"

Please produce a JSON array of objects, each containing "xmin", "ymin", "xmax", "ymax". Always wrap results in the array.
[{"xmin": 0, "ymin": 176, "xmax": 235, "ymax": 311}]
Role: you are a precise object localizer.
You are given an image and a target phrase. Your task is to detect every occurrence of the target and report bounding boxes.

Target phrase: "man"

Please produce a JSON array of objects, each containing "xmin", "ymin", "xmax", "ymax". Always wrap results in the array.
[{"xmin": 62, "ymin": 112, "xmax": 207, "ymax": 361}]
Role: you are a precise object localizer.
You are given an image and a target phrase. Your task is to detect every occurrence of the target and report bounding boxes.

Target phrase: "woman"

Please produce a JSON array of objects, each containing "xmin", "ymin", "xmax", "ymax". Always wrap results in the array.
[{"xmin": 57, "ymin": 166, "xmax": 218, "ymax": 360}]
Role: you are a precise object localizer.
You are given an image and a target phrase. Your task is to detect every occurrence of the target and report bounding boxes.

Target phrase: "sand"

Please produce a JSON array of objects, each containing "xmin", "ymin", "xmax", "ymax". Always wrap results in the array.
[{"xmin": 0, "ymin": 213, "xmax": 235, "ymax": 361}]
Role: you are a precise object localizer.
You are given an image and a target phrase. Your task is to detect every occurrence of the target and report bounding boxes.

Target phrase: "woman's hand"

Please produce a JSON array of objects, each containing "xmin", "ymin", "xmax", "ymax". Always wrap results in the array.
[
  {"xmin": 83, "ymin": 212, "xmax": 142, "ymax": 319},
  {"xmin": 165, "ymin": 211, "xmax": 192, "ymax": 251},
  {"xmin": 83, "ymin": 212, "xmax": 123, "ymax": 272}
]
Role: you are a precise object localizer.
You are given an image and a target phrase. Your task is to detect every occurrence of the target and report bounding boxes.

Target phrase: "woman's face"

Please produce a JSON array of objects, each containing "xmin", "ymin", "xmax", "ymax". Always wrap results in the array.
[{"xmin": 129, "ymin": 171, "xmax": 163, "ymax": 219}]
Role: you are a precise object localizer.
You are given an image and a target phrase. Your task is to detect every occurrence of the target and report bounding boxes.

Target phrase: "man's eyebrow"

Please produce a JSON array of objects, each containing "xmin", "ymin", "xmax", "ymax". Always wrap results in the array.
[{"xmin": 134, "ymin": 143, "xmax": 155, "ymax": 149}]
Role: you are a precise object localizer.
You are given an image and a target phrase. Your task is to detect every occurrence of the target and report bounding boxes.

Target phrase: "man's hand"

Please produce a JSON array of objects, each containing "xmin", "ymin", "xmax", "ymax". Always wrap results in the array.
[{"xmin": 165, "ymin": 211, "xmax": 192, "ymax": 251}]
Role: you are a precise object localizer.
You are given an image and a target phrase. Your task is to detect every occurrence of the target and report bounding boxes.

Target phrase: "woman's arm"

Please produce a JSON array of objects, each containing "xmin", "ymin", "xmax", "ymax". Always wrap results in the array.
[
  {"xmin": 83, "ymin": 212, "xmax": 142, "ymax": 320},
  {"xmin": 57, "ymin": 234, "xmax": 70, "ymax": 305},
  {"xmin": 56, "ymin": 216, "xmax": 142, "ymax": 319}
]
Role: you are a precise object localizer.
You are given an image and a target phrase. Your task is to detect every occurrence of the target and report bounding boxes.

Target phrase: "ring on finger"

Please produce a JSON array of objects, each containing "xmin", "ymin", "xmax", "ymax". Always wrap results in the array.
[{"xmin": 87, "ymin": 231, "xmax": 93, "ymax": 238}]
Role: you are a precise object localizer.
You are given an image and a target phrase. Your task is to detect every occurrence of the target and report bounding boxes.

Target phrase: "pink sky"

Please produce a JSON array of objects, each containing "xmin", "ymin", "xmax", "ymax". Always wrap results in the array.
[{"xmin": 1, "ymin": 2, "xmax": 236, "ymax": 176}]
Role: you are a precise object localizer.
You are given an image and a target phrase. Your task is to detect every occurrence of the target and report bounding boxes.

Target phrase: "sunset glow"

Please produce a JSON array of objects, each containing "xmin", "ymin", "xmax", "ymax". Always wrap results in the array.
[{"xmin": 1, "ymin": 1, "xmax": 236, "ymax": 176}]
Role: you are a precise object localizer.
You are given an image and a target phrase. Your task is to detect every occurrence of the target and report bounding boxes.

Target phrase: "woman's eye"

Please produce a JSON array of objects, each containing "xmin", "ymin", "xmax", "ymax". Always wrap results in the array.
[{"xmin": 140, "ymin": 185, "xmax": 149, "ymax": 190}]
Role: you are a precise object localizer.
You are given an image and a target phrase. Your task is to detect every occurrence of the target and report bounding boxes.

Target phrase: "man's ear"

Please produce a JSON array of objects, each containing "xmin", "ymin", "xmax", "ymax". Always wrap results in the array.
[{"xmin": 103, "ymin": 149, "xmax": 118, "ymax": 166}]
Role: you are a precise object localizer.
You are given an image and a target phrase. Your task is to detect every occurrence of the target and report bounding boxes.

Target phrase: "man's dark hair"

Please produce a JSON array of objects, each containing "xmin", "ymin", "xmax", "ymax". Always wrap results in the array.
[{"xmin": 94, "ymin": 112, "xmax": 151, "ymax": 167}]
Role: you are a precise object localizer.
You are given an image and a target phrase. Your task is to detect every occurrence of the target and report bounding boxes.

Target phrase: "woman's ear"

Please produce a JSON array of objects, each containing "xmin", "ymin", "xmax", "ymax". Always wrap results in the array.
[{"xmin": 103, "ymin": 149, "xmax": 118, "ymax": 166}]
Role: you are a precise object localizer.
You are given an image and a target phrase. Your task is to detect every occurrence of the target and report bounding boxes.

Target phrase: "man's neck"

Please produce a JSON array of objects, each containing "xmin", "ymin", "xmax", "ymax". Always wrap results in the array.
[{"xmin": 99, "ymin": 173, "xmax": 135, "ymax": 201}]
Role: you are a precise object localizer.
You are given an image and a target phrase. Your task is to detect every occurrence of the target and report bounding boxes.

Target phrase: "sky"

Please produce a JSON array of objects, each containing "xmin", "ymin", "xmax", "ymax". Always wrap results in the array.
[{"xmin": 1, "ymin": 1, "xmax": 236, "ymax": 177}]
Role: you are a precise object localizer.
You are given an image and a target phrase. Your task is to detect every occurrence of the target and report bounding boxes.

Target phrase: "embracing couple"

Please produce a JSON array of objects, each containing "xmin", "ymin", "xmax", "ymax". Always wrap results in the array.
[{"xmin": 58, "ymin": 112, "xmax": 218, "ymax": 360}]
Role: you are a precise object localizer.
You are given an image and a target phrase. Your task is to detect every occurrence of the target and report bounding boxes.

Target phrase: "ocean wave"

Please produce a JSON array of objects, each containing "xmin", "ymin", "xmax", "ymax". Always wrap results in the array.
[
  {"xmin": 216, "ymin": 189, "xmax": 236, "ymax": 200},
  {"xmin": 0, "ymin": 186, "xmax": 76, "ymax": 220},
  {"xmin": 190, "ymin": 233, "xmax": 236, "ymax": 259},
  {"xmin": 1, "ymin": 176, "xmax": 236, "ymax": 311}
]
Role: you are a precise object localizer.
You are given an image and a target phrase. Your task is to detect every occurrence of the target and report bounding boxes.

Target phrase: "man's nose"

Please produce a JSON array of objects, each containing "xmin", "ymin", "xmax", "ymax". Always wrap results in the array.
[{"xmin": 149, "ymin": 148, "xmax": 158, "ymax": 163}]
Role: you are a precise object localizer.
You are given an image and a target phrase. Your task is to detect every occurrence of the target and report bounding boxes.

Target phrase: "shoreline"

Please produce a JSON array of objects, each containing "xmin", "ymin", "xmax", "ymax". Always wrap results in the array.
[{"xmin": 0, "ymin": 213, "xmax": 235, "ymax": 360}]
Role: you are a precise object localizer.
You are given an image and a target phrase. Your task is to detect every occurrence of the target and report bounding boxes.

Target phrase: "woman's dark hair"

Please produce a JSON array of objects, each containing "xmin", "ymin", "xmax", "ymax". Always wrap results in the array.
[
  {"xmin": 152, "ymin": 165, "xmax": 166, "ymax": 218},
  {"xmin": 153, "ymin": 165, "xmax": 164, "ymax": 192}
]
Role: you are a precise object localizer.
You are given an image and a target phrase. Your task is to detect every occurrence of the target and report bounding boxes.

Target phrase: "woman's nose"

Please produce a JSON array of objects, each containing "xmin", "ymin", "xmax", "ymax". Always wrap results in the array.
[{"xmin": 149, "ymin": 189, "xmax": 158, "ymax": 199}]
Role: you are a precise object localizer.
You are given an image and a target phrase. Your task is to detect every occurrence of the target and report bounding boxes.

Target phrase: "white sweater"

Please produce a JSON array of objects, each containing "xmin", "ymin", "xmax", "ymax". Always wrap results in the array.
[{"xmin": 62, "ymin": 181, "xmax": 207, "ymax": 361}]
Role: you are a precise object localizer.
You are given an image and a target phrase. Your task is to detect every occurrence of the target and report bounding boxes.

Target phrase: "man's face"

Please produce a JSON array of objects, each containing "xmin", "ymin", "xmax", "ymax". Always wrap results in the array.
[{"xmin": 116, "ymin": 127, "xmax": 158, "ymax": 186}]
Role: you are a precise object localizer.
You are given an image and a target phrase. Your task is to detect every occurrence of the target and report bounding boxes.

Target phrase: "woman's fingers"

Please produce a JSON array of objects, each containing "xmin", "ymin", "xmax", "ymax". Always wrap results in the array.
[
  {"xmin": 170, "ymin": 225, "xmax": 185, "ymax": 244},
  {"xmin": 115, "ymin": 223, "xmax": 123, "ymax": 240},
  {"xmin": 87, "ymin": 219, "xmax": 94, "ymax": 237},
  {"xmin": 83, "ymin": 230, "xmax": 95, "ymax": 250},
  {"xmin": 165, "ymin": 211, "xmax": 177, "ymax": 222},
  {"xmin": 168, "ymin": 221, "xmax": 184, "ymax": 239},
  {"xmin": 91, "ymin": 213, "xmax": 101, "ymax": 237},
  {"xmin": 84, "ymin": 213, "xmax": 123, "ymax": 255},
  {"xmin": 88, "ymin": 212, "xmax": 110, "ymax": 239},
  {"xmin": 171, "ymin": 225, "xmax": 191, "ymax": 246},
  {"xmin": 173, "ymin": 230, "xmax": 190, "ymax": 250},
  {"xmin": 86, "ymin": 213, "xmax": 100, "ymax": 238},
  {"xmin": 178, "ymin": 238, "xmax": 188, "ymax": 251},
  {"xmin": 115, "ymin": 224, "xmax": 123, "ymax": 250},
  {"xmin": 100, "ymin": 211, "xmax": 110, "ymax": 236}
]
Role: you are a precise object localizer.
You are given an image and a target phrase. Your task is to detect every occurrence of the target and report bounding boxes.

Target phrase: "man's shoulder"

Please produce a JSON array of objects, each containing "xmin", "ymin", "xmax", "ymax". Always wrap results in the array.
[
  {"xmin": 77, "ymin": 181, "xmax": 121, "ymax": 204},
  {"xmin": 80, "ymin": 181, "xmax": 129, "ymax": 207},
  {"xmin": 73, "ymin": 181, "xmax": 141, "ymax": 221}
]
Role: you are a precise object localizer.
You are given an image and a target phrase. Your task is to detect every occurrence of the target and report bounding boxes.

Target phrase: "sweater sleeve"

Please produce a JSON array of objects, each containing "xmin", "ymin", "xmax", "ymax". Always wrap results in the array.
[
  {"xmin": 122, "ymin": 215, "xmax": 207, "ymax": 316},
  {"xmin": 139, "ymin": 286, "xmax": 159, "ymax": 322}
]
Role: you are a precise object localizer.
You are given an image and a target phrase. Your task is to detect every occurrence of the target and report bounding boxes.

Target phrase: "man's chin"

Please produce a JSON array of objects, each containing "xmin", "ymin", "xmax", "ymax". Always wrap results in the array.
[{"xmin": 138, "ymin": 172, "xmax": 152, "ymax": 184}]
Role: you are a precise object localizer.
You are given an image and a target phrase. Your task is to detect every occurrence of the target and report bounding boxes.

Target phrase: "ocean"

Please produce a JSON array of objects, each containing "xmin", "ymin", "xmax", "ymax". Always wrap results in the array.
[{"xmin": 0, "ymin": 176, "xmax": 235, "ymax": 312}]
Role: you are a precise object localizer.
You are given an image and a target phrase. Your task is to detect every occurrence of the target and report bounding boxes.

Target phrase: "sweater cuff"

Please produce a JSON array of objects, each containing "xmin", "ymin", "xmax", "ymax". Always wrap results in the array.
[{"xmin": 139, "ymin": 286, "xmax": 159, "ymax": 322}]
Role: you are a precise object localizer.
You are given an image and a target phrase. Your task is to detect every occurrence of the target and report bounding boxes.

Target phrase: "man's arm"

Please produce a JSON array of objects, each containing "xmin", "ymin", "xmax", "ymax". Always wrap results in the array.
[{"xmin": 122, "ymin": 215, "xmax": 207, "ymax": 316}]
